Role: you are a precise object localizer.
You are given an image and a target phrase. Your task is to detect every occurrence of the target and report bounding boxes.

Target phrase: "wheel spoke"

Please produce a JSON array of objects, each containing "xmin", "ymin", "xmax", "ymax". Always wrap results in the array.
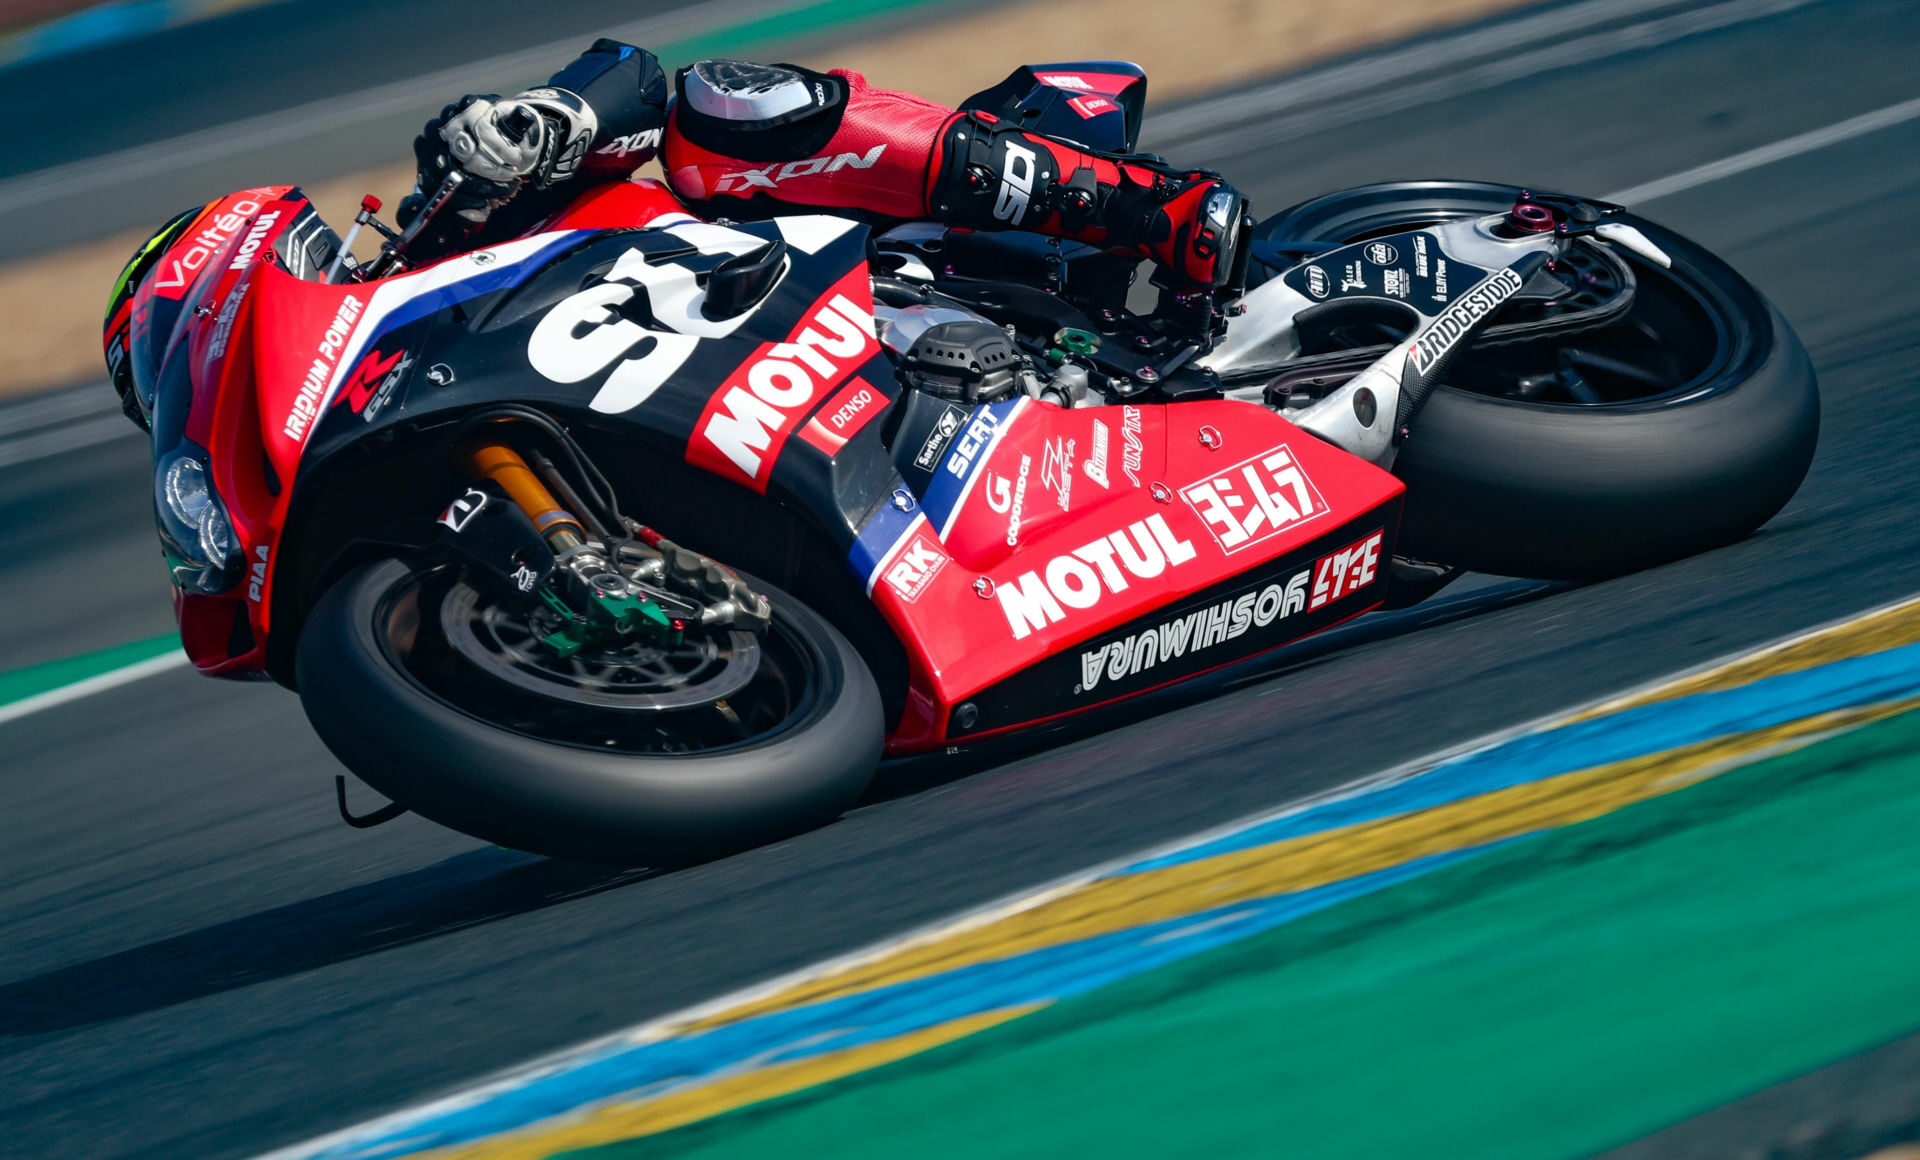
[{"xmin": 1566, "ymin": 348, "xmax": 1669, "ymax": 388}]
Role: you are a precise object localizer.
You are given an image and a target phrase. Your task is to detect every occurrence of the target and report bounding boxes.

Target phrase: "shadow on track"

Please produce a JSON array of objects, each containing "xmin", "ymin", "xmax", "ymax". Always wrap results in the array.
[
  {"xmin": 867, "ymin": 576, "xmax": 1574, "ymax": 804},
  {"xmin": 0, "ymin": 848, "xmax": 658, "ymax": 1039},
  {"xmin": 0, "ymin": 577, "xmax": 1567, "ymax": 1043}
]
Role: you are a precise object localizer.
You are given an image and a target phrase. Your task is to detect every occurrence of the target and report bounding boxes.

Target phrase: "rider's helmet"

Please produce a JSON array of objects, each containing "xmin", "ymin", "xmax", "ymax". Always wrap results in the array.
[{"xmin": 102, "ymin": 202, "xmax": 208, "ymax": 431}]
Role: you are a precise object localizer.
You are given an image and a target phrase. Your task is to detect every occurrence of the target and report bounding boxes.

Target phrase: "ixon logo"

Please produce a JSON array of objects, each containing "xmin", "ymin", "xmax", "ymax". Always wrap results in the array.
[{"xmin": 714, "ymin": 146, "xmax": 886, "ymax": 193}]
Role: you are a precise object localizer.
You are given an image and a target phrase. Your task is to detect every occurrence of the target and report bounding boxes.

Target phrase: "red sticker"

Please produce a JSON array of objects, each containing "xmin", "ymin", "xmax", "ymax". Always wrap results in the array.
[
  {"xmin": 686, "ymin": 264, "xmax": 878, "ymax": 492},
  {"xmin": 1067, "ymin": 95, "xmax": 1118, "ymax": 119},
  {"xmin": 796, "ymin": 375, "xmax": 887, "ymax": 457}
]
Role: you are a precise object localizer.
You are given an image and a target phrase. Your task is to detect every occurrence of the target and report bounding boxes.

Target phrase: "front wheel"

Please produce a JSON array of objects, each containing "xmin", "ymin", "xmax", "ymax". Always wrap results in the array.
[
  {"xmin": 295, "ymin": 559, "xmax": 883, "ymax": 864},
  {"xmin": 1256, "ymin": 180, "xmax": 1819, "ymax": 580}
]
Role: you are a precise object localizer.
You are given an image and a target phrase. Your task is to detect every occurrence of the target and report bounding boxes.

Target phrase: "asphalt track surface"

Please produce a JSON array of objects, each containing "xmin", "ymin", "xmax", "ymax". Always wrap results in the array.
[{"xmin": 5, "ymin": 0, "xmax": 1920, "ymax": 1155}]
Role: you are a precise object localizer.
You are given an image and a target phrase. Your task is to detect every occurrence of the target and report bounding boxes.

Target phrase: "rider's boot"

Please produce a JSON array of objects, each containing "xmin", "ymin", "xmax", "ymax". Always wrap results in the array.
[
  {"xmin": 927, "ymin": 113, "xmax": 1252, "ymax": 294},
  {"xmin": 661, "ymin": 65, "xmax": 1251, "ymax": 295}
]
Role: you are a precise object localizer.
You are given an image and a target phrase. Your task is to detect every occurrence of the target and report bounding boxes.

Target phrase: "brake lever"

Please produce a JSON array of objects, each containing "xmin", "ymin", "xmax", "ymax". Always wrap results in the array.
[{"xmin": 359, "ymin": 170, "xmax": 468, "ymax": 281}]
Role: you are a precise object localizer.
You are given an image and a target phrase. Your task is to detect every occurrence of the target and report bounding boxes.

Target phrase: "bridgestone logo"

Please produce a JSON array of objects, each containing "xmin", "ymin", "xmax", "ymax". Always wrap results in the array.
[{"xmin": 1406, "ymin": 266, "xmax": 1524, "ymax": 376}]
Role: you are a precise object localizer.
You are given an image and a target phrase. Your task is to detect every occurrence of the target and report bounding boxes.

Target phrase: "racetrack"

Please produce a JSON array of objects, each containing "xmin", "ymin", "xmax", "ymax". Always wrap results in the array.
[{"xmin": 5, "ymin": 0, "xmax": 1920, "ymax": 1155}]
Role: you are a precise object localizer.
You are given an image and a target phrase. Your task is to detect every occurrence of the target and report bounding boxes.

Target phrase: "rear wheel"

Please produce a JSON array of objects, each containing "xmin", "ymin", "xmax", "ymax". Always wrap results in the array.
[
  {"xmin": 1255, "ymin": 180, "xmax": 1819, "ymax": 580},
  {"xmin": 296, "ymin": 558, "xmax": 883, "ymax": 864}
]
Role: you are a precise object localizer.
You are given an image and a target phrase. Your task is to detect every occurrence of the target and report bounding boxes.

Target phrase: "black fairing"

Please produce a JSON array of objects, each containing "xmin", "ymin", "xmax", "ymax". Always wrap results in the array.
[
  {"xmin": 270, "ymin": 220, "xmax": 912, "ymax": 706},
  {"xmin": 959, "ymin": 62, "xmax": 1147, "ymax": 153},
  {"xmin": 298, "ymin": 221, "xmax": 898, "ymax": 546}
]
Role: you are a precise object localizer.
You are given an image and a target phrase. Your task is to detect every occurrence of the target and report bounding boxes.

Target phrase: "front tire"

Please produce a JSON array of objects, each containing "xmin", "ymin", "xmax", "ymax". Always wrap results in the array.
[
  {"xmin": 296, "ymin": 559, "xmax": 883, "ymax": 864},
  {"xmin": 1256, "ymin": 180, "xmax": 1819, "ymax": 580}
]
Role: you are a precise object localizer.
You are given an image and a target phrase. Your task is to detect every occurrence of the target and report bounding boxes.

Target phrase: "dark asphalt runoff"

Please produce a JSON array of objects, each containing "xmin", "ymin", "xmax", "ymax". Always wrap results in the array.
[{"xmin": 5, "ymin": 0, "xmax": 1920, "ymax": 1156}]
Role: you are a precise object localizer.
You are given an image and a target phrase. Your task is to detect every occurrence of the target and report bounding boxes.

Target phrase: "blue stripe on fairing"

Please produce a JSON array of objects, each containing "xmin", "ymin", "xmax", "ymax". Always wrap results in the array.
[
  {"xmin": 919, "ymin": 396, "xmax": 1025, "ymax": 539},
  {"xmin": 294, "ymin": 846, "xmax": 1490, "ymax": 1160},
  {"xmin": 1124, "ymin": 637, "xmax": 1920, "ymax": 873},
  {"xmin": 352, "ymin": 234, "xmax": 583, "ymax": 367},
  {"xmin": 850, "ymin": 501, "xmax": 924, "ymax": 594}
]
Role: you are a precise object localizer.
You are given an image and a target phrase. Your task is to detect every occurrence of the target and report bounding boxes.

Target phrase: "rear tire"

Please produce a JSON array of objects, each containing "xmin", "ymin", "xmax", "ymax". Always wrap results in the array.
[
  {"xmin": 296, "ymin": 559, "xmax": 883, "ymax": 865},
  {"xmin": 1256, "ymin": 181, "xmax": 1819, "ymax": 580}
]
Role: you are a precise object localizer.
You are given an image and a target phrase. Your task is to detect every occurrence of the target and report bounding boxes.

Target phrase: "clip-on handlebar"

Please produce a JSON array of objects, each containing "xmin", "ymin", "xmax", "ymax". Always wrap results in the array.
[{"xmin": 329, "ymin": 106, "xmax": 541, "ymax": 284}]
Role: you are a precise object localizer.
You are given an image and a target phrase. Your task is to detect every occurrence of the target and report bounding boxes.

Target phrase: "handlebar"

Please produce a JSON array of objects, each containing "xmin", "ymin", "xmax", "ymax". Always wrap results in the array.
[{"xmin": 357, "ymin": 169, "xmax": 469, "ymax": 281}]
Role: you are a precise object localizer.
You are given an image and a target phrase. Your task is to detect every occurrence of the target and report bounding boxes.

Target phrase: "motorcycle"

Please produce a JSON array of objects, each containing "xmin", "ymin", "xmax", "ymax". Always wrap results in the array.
[{"xmin": 114, "ymin": 62, "xmax": 1817, "ymax": 862}]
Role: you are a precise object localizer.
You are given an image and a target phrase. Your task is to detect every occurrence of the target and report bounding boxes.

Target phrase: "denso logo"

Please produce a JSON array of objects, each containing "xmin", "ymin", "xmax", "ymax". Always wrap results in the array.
[
  {"xmin": 689, "ymin": 274, "xmax": 878, "ymax": 491},
  {"xmin": 1079, "ymin": 568, "xmax": 1309, "ymax": 693},
  {"xmin": 154, "ymin": 197, "xmax": 262, "ymax": 298},
  {"xmin": 996, "ymin": 513, "xmax": 1196, "ymax": 640},
  {"xmin": 282, "ymin": 294, "xmax": 363, "ymax": 443},
  {"xmin": 715, "ymin": 146, "xmax": 886, "ymax": 193},
  {"xmin": 1181, "ymin": 444, "xmax": 1329, "ymax": 554},
  {"xmin": 227, "ymin": 210, "xmax": 281, "ymax": 271},
  {"xmin": 824, "ymin": 384, "xmax": 876, "ymax": 433},
  {"xmin": 1309, "ymin": 530, "xmax": 1384, "ymax": 610},
  {"xmin": 884, "ymin": 531, "xmax": 948, "ymax": 602}
]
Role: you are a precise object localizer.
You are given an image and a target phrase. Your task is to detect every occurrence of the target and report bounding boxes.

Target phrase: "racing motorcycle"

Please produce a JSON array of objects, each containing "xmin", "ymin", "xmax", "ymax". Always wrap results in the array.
[{"xmin": 115, "ymin": 63, "xmax": 1817, "ymax": 863}]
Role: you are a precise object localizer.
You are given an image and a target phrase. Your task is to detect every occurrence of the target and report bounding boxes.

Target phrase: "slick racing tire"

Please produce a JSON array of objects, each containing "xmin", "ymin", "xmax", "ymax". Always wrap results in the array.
[
  {"xmin": 1255, "ymin": 180, "xmax": 1819, "ymax": 580},
  {"xmin": 296, "ymin": 559, "xmax": 883, "ymax": 865}
]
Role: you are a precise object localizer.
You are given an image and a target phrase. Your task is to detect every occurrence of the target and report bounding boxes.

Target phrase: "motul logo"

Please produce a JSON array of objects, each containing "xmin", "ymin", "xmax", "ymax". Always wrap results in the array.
[
  {"xmin": 688, "ymin": 267, "xmax": 878, "ymax": 491},
  {"xmin": 227, "ymin": 210, "xmax": 281, "ymax": 270},
  {"xmin": 715, "ymin": 146, "xmax": 886, "ymax": 193},
  {"xmin": 996, "ymin": 514, "xmax": 1196, "ymax": 640},
  {"xmin": 1309, "ymin": 530, "xmax": 1384, "ymax": 610}
]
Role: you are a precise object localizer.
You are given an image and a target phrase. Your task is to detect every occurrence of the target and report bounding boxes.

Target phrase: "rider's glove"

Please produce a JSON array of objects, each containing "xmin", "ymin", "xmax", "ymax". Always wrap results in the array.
[
  {"xmin": 400, "ymin": 96, "xmax": 526, "ymax": 233},
  {"xmin": 400, "ymin": 88, "xmax": 600, "ymax": 233},
  {"xmin": 441, "ymin": 96, "xmax": 548, "ymax": 192}
]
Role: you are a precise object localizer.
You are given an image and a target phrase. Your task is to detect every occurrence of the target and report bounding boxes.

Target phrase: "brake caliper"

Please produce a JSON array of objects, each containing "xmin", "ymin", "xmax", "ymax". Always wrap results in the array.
[
  {"xmin": 634, "ymin": 527, "xmax": 773, "ymax": 636},
  {"xmin": 536, "ymin": 573, "xmax": 681, "ymax": 659}
]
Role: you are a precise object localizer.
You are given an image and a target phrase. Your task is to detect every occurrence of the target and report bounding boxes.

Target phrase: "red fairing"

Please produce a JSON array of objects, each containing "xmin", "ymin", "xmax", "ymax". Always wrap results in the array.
[
  {"xmin": 662, "ymin": 69, "xmax": 952, "ymax": 219},
  {"xmin": 866, "ymin": 400, "xmax": 1405, "ymax": 752},
  {"xmin": 685, "ymin": 263, "xmax": 881, "ymax": 492},
  {"xmin": 543, "ymin": 178, "xmax": 691, "ymax": 231},
  {"xmin": 153, "ymin": 187, "xmax": 305, "ymax": 675}
]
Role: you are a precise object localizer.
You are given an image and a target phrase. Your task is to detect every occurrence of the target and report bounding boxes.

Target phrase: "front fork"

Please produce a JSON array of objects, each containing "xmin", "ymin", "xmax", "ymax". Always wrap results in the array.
[
  {"xmin": 468, "ymin": 441, "xmax": 687, "ymax": 656},
  {"xmin": 445, "ymin": 438, "xmax": 771, "ymax": 657}
]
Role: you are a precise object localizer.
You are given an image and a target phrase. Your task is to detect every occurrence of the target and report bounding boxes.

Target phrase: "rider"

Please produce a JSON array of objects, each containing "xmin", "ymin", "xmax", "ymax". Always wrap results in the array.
[{"xmin": 400, "ymin": 40, "xmax": 1249, "ymax": 293}]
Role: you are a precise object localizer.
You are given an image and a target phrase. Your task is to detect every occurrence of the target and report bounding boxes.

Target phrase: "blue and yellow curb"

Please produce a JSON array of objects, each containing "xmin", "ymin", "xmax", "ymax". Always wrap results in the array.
[{"xmin": 264, "ymin": 595, "xmax": 1920, "ymax": 1160}]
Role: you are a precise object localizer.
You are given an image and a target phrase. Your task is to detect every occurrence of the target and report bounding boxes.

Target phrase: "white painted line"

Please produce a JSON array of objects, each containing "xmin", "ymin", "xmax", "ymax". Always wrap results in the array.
[
  {"xmin": 0, "ymin": 649, "xmax": 188, "ymax": 727},
  {"xmin": 1606, "ymin": 93, "xmax": 1920, "ymax": 204},
  {"xmin": 0, "ymin": 381, "xmax": 116, "ymax": 436},
  {"xmin": 256, "ymin": 587, "xmax": 1920, "ymax": 1160},
  {"xmin": 0, "ymin": 0, "xmax": 796, "ymax": 217},
  {"xmin": 1149, "ymin": 0, "xmax": 1690, "ymax": 140},
  {"xmin": 1157, "ymin": 0, "xmax": 1823, "ymax": 155},
  {"xmin": 0, "ymin": 411, "xmax": 141, "ymax": 470}
]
